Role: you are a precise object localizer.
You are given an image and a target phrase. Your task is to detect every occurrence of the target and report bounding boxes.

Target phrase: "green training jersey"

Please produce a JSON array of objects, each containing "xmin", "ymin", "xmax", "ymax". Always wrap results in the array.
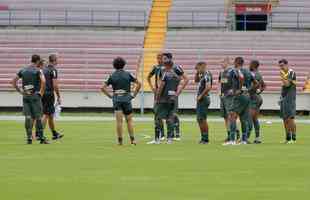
[
  {"xmin": 240, "ymin": 67, "xmax": 255, "ymax": 91},
  {"xmin": 281, "ymin": 69, "xmax": 296, "ymax": 100},
  {"xmin": 105, "ymin": 69, "xmax": 137, "ymax": 102},
  {"xmin": 219, "ymin": 67, "xmax": 233, "ymax": 96},
  {"xmin": 197, "ymin": 70, "xmax": 213, "ymax": 96},
  {"xmin": 249, "ymin": 70, "xmax": 265, "ymax": 95},
  {"xmin": 158, "ymin": 65, "xmax": 184, "ymax": 103},
  {"xmin": 148, "ymin": 64, "xmax": 164, "ymax": 89},
  {"xmin": 223, "ymin": 67, "xmax": 242, "ymax": 96},
  {"xmin": 17, "ymin": 66, "xmax": 42, "ymax": 95}
]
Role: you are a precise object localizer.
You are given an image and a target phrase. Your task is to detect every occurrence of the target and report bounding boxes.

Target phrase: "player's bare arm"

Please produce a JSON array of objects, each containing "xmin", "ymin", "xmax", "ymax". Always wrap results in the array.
[
  {"xmin": 197, "ymin": 82, "xmax": 212, "ymax": 102},
  {"xmin": 281, "ymin": 76, "xmax": 291, "ymax": 87},
  {"xmin": 155, "ymin": 80, "xmax": 165, "ymax": 102},
  {"xmin": 176, "ymin": 73, "xmax": 189, "ymax": 96},
  {"xmin": 147, "ymin": 72, "xmax": 156, "ymax": 93},
  {"xmin": 101, "ymin": 83, "xmax": 113, "ymax": 99},
  {"xmin": 194, "ymin": 71, "xmax": 201, "ymax": 83},
  {"xmin": 250, "ymin": 79, "xmax": 259, "ymax": 91},
  {"xmin": 11, "ymin": 76, "xmax": 23, "ymax": 95},
  {"xmin": 132, "ymin": 79, "xmax": 142, "ymax": 98},
  {"xmin": 259, "ymin": 79, "xmax": 266, "ymax": 93},
  {"xmin": 39, "ymin": 72, "xmax": 46, "ymax": 97},
  {"xmin": 53, "ymin": 78, "xmax": 61, "ymax": 104}
]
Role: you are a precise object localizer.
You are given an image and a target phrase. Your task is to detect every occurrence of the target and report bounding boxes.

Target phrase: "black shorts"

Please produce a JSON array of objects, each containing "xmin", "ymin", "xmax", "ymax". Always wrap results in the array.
[
  {"xmin": 113, "ymin": 101, "xmax": 133, "ymax": 115},
  {"xmin": 42, "ymin": 93, "xmax": 55, "ymax": 115}
]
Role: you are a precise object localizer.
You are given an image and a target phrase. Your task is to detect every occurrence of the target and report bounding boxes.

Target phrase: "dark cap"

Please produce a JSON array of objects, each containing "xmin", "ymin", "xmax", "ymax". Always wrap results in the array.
[
  {"xmin": 162, "ymin": 52, "xmax": 173, "ymax": 60},
  {"xmin": 279, "ymin": 59, "xmax": 288, "ymax": 65}
]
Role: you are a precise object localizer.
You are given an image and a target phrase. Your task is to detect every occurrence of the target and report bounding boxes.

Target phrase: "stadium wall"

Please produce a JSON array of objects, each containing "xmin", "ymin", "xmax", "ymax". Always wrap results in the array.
[{"xmin": 1, "ymin": 92, "xmax": 309, "ymax": 111}]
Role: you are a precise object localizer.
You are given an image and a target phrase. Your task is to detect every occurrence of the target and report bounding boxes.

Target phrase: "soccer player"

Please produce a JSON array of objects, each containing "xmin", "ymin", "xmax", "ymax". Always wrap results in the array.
[
  {"xmin": 11, "ymin": 54, "xmax": 49, "ymax": 144},
  {"xmin": 237, "ymin": 57, "xmax": 257, "ymax": 144},
  {"xmin": 223, "ymin": 57, "xmax": 252, "ymax": 145},
  {"xmin": 147, "ymin": 53, "xmax": 166, "ymax": 143},
  {"xmin": 101, "ymin": 57, "xmax": 141, "ymax": 145},
  {"xmin": 248, "ymin": 60, "xmax": 266, "ymax": 144},
  {"xmin": 162, "ymin": 53, "xmax": 182, "ymax": 141},
  {"xmin": 195, "ymin": 62, "xmax": 213, "ymax": 144},
  {"xmin": 219, "ymin": 58, "xmax": 241, "ymax": 142},
  {"xmin": 155, "ymin": 53, "xmax": 189, "ymax": 144},
  {"xmin": 219, "ymin": 58, "xmax": 232, "ymax": 141},
  {"xmin": 278, "ymin": 59, "xmax": 297, "ymax": 144},
  {"xmin": 41, "ymin": 54, "xmax": 63, "ymax": 140}
]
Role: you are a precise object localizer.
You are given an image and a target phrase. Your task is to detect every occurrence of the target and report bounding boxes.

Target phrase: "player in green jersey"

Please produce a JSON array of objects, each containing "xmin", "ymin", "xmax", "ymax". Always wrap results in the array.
[
  {"xmin": 101, "ymin": 57, "xmax": 141, "ymax": 145},
  {"xmin": 155, "ymin": 53, "xmax": 189, "ymax": 144},
  {"xmin": 248, "ymin": 60, "xmax": 266, "ymax": 144},
  {"xmin": 278, "ymin": 59, "xmax": 297, "ymax": 144},
  {"xmin": 195, "ymin": 62, "xmax": 213, "ymax": 144},
  {"xmin": 11, "ymin": 54, "xmax": 49, "ymax": 144}
]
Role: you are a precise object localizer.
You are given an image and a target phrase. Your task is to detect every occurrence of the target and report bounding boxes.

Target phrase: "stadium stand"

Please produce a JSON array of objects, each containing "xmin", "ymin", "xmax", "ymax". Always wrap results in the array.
[
  {"xmin": 168, "ymin": 0, "xmax": 227, "ymax": 28},
  {"xmin": 271, "ymin": 0, "xmax": 310, "ymax": 29},
  {"xmin": 0, "ymin": 29, "xmax": 144, "ymax": 91},
  {"xmin": 0, "ymin": 1, "xmax": 309, "ymax": 110},
  {"xmin": 165, "ymin": 30, "xmax": 310, "ymax": 92},
  {"xmin": 0, "ymin": 0, "xmax": 152, "ymax": 27}
]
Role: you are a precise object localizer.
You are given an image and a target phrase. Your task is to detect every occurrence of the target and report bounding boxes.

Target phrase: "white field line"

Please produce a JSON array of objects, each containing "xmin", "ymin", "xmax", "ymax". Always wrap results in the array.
[{"xmin": 1, "ymin": 115, "xmax": 310, "ymax": 124}]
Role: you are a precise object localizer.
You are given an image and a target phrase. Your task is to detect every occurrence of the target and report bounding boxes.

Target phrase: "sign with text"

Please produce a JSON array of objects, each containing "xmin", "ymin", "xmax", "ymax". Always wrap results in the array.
[{"xmin": 236, "ymin": 4, "xmax": 272, "ymax": 14}]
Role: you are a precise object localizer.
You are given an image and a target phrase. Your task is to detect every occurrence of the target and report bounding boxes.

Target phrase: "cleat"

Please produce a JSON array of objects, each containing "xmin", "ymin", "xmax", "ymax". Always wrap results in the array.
[
  {"xmin": 166, "ymin": 138, "xmax": 173, "ymax": 144},
  {"xmin": 285, "ymin": 140, "xmax": 294, "ymax": 144},
  {"xmin": 231, "ymin": 141, "xmax": 240, "ymax": 146},
  {"xmin": 131, "ymin": 140, "xmax": 137, "ymax": 146},
  {"xmin": 222, "ymin": 141, "xmax": 233, "ymax": 146},
  {"xmin": 40, "ymin": 139, "xmax": 50, "ymax": 144},
  {"xmin": 147, "ymin": 140, "xmax": 160, "ymax": 145},
  {"xmin": 240, "ymin": 141, "xmax": 248, "ymax": 145},
  {"xmin": 52, "ymin": 133, "xmax": 64, "ymax": 140},
  {"xmin": 173, "ymin": 137, "xmax": 181, "ymax": 141},
  {"xmin": 199, "ymin": 140, "xmax": 209, "ymax": 144},
  {"xmin": 27, "ymin": 139, "xmax": 32, "ymax": 144},
  {"xmin": 160, "ymin": 136, "xmax": 165, "ymax": 141},
  {"xmin": 253, "ymin": 140, "xmax": 262, "ymax": 144}
]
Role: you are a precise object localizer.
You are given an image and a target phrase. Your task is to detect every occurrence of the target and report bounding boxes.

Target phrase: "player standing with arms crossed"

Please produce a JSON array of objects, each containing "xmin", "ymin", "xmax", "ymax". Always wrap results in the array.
[
  {"xmin": 11, "ymin": 55, "xmax": 49, "ymax": 144},
  {"xmin": 248, "ymin": 60, "xmax": 266, "ymax": 143},
  {"xmin": 101, "ymin": 57, "xmax": 141, "ymax": 145},
  {"xmin": 195, "ymin": 62, "xmax": 213, "ymax": 144},
  {"xmin": 238, "ymin": 57, "xmax": 257, "ymax": 144},
  {"xmin": 278, "ymin": 59, "xmax": 297, "ymax": 144}
]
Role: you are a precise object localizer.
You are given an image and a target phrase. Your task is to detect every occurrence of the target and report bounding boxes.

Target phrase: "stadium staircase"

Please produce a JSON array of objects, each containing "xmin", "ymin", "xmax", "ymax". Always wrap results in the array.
[{"xmin": 142, "ymin": 0, "xmax": 172, "ymax": 91}]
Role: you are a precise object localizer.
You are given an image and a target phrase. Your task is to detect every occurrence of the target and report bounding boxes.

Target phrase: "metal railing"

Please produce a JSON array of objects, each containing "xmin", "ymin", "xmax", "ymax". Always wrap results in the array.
[
  {"xmin": 0, "ymin": 8, "xmax": 310, "ymax": 29},
  {"xmin": 0, "ymin": 9, "xmax": 148, "ymax": 27}
]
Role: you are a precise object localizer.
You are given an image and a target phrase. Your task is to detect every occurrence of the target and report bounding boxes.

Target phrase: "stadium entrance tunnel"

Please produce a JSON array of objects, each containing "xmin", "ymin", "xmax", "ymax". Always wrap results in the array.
[
  {"xmin": 235, "ymin": 4, "xmax": 271, "ymax": 31},
  {"xmin": 236, "ymin": 14, "xmax": 268, "ymax": 31}
]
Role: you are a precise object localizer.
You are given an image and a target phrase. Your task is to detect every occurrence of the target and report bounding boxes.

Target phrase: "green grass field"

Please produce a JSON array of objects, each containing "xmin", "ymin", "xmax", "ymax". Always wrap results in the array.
[{"xmin": 0, "ymin": 120, "xmax": 310, "ymax": 200}]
